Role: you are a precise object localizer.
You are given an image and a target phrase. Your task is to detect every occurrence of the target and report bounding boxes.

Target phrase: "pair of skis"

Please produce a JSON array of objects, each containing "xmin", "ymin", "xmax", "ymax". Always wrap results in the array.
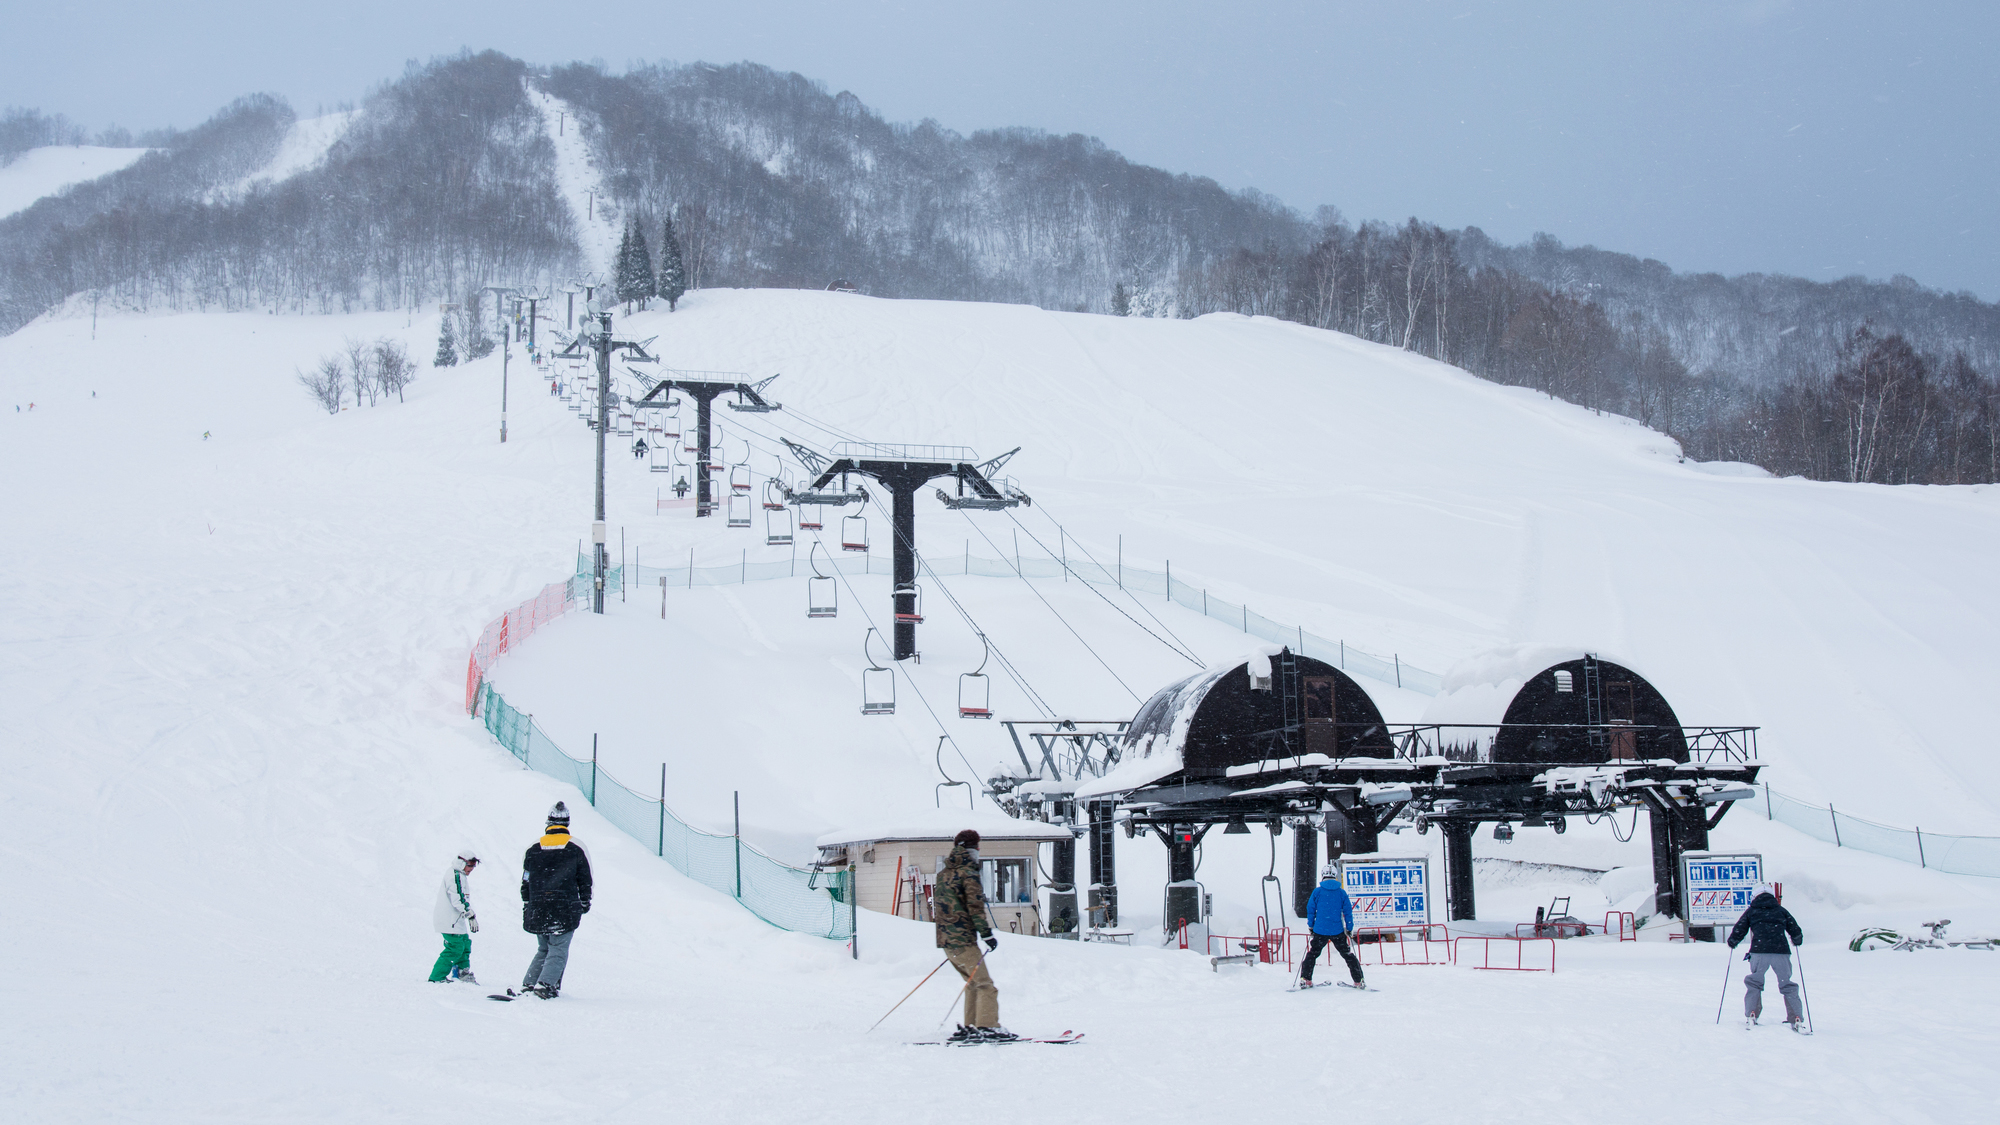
[
  {"xmin": 1287, "ymin": 980, "xmax": 1374, "ymax": 993},
  {"xmin": 908, "ymin": 1031, "xmax": 1084, "ymax": 1046},
  {"xmin": 1744, "ymin": 1017, "xmax": 1813, "ymax": 1035}
]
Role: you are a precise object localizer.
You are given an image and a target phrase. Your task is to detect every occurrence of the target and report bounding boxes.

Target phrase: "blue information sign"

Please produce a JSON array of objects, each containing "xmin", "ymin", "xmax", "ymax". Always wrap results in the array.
[
  {"xmin": 1680, "ymin": 852, "xmax": 1763, "ymax": 928},
  {"xmin": 1338, "ymin": 857, "xmax": 1430, "ymax": 929}
]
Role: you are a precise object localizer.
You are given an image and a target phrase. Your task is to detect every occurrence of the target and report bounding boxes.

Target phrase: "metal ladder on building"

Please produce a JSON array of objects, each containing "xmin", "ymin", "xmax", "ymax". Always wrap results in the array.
[
  {"xmin": 1583, "ymin": 653, "xmax": 1609, "ymax": 756},
  {"xmin": 1278, "ymin": 647, "xmax": 1301, "ymax": 751}
]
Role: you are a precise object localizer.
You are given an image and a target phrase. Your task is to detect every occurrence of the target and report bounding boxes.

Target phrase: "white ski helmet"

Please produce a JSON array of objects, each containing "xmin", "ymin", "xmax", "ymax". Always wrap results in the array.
[
  {"xmin": 457, "ymin": 846, "xmax": 481, "ymax": 866},
  {"xmin": 1321, "ymin": 864, "xmax": 1339, "ymax": 880}
]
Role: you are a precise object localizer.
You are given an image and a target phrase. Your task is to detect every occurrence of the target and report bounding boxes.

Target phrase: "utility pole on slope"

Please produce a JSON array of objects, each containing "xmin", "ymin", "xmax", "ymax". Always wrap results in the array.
[{"xmin": 555, "ymin": 302, "xmax": 659, "ymax": 612}]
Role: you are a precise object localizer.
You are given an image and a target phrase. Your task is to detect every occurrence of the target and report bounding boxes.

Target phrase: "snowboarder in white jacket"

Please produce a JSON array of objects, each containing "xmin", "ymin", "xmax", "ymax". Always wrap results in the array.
[{"xmin": 428, "ymin": 847, "xmax": 481, "ymax": 983}]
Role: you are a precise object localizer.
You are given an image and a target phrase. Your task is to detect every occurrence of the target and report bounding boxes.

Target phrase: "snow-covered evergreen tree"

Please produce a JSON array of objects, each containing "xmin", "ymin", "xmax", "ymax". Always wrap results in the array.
[
  {"xmin": 616, "ymin": 220, "xmax": 655, "ymax": 310},
  {"xmin": 433, "ymin": 312, "xmax": 459, "ymax": 367},
  {"xmin": 1111, "ymin": 283, "xmax": 1131, "ymax": 316},
  {"xmin": 657, "ymin": 214, "xmax": 688, "ymax": 312}
]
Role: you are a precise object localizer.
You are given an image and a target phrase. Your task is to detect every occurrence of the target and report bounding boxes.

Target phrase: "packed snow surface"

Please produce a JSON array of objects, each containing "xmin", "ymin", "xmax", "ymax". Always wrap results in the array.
[
  {"xmin": 3, "ymin": 290, "xmax": 1997, "ymax": 1121},
  {"xmin": 0, "ymin": 144, "xmax": 147, "ymax": 219},
  {"xmin": 210, "ymin": 110, "xmax": 357, "ymax": 199}
]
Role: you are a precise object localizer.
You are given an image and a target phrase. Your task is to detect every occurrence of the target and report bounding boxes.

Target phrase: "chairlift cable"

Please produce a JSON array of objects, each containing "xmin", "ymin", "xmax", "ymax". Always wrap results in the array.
[
  {"xmin": 957, "ymin": 508, "xmax": 1143, "ymax": 704},
  {"xmin": 726, "ymin": 415, "xmax": 1068, "ymax": 715},
  {"xmin": 857, "ymin": 487, "xmax": 1058, "ymax": 719},
  {"xmin": 1004, "ymin": 509, "xmax": 1202, "ymax": 667},
  {"xmin": 804, "ymin": 525, "xmax": 988, "ymax": 787},
  {"xmin": 1027, "ymin": 501, "xmax": 1204, "ymax": 664}
]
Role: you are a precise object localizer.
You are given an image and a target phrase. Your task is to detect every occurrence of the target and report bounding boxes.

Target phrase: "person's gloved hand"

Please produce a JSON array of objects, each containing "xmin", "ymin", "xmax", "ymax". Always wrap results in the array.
[
  {"xmin": 984, "ymin": 936, "xmax": 998, "ymax": 952},
  {"xmin": 581, "ymin": 898, "xmax": 591, "ymax": 914},
  {"xmin": 467, "ymin": 912, "xmax": 480, "ymax": 933}
]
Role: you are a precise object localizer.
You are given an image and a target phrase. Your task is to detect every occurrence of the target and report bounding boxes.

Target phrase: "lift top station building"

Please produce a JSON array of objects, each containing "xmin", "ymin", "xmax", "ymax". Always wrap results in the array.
[{"xmin": 1000, "ymin": 644, "xmax": 1761, "ymax": 941}]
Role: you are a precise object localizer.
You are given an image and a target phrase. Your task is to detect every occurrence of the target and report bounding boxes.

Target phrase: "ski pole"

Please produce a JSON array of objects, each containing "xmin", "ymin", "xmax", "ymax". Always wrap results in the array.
[
  {"xmin": 1714, "ymin": 941, "xmax": 1735, "ymax": 1025},
  {"xmin": 1794, "ymin": 942, "xmax": 1814, "ymax": 1033},
  {"xmin": 867, "ymin": 957, "xmax": 950, "ymax": 1033}
]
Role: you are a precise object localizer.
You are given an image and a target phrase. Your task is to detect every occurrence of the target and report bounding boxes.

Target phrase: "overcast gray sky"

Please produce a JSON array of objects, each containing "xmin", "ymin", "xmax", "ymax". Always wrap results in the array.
[{"xmin": 8, "ymin": 1, "xmax": 1997, "ymax": 297}]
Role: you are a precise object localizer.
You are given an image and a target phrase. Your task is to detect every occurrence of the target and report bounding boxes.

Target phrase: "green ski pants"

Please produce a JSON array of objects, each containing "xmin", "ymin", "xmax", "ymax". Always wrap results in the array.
[{"xmin": 429, "ymin": 933, "xmax": 472, "ymax": 981}]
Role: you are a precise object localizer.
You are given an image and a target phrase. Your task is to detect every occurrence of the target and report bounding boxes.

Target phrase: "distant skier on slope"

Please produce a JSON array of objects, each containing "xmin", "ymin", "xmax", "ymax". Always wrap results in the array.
[
  {"xmin": 934, "ymin": 829, "xmax": 1013, "ymax": 1042},
  {"xmin": 1299, "ymin": 865, "xmax": 1366, "ymax": 989},
  {"xmin": 429, "ymin": 847, "xmax": 481, "ymax": 984},
  {"xmin": 518, "ymin": 801, "xmax": 592, "ymax": 999},
  {"xmin": 1729, "ymin": 888, "xmax": 1805, "ymax": 1027}
]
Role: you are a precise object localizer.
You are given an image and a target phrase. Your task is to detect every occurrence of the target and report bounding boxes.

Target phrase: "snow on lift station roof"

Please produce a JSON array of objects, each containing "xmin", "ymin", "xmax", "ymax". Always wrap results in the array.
[{"xmin": 815, "ymin": 808, "xmax": 1073, "ymax": 849}]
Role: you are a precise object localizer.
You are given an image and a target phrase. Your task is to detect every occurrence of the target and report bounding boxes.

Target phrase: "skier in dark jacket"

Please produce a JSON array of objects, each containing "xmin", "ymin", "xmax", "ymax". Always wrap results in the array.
[
  {"xmin": 518, "ymin": 801, "xmax": 592, "ymax": 999},
  {"xmin": 1300, "ymin": 865, "xmax": 1366, "ymax": 988},
  {"xmin": 1728, "ymin": 890, "xmax": 1805, "ymax": 1026}
]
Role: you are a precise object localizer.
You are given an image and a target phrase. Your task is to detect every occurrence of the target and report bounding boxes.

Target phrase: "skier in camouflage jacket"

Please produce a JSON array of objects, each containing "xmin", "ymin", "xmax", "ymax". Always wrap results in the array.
[{"xmin": 933, "ymin": 830, "xmax": 1008, "ymax": 1039}]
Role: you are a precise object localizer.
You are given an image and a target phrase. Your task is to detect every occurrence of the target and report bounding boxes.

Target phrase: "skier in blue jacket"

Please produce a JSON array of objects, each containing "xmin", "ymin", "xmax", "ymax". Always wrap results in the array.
[{"xmin": 1300, "ymin": 865, "xmax": 1366, "ymax": 988}]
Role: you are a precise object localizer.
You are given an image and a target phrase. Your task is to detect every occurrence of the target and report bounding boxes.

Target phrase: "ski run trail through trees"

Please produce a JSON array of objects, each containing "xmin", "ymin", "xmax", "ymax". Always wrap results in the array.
[{"xmin": 2, "ymin": 289, "xmax": 1996, "ymax": 1121}]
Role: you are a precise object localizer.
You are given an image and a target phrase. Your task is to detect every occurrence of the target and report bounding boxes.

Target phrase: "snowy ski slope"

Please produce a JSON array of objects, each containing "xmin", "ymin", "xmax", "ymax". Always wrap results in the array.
[
  {"xmin": 0, "ymin": 144, "xmax": 148, "ymax": 219},
  {"xmin": 2, "ymin": 292, "xmax": 1996, "ymax": 1121}
]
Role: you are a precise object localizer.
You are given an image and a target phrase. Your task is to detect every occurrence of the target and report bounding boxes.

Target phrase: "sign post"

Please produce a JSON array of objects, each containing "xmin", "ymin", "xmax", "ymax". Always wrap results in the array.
[
  {"xmin": 1680, "ymin": 851, "xmax": 1763, "ymax": 942},
  {"xmin": 1337, "ymin": 856, "xmax": 1431, "ymax": 933}
]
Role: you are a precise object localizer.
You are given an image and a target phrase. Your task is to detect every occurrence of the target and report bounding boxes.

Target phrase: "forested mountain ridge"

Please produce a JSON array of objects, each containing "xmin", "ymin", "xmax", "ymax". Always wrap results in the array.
[{"xmin": 5, "ymin": 51, "xmax": 1996, "ymax": 483}]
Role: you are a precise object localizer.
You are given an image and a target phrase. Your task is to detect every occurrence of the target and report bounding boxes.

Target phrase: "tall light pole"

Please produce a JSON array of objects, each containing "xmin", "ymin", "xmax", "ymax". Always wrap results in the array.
[{"xmin": 482, "ymin": 285, "xmax": 525, "ymax": 443}]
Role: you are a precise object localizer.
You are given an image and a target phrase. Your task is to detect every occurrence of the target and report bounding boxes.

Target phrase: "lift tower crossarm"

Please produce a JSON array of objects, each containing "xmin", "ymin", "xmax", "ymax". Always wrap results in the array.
[
  {"xmin": 798, "ymin": 444, "xmax": 1027, "ymax": 661},
  {"xmin": 632, "ymin": 374, "xmax": 780, "ymax": 516}
]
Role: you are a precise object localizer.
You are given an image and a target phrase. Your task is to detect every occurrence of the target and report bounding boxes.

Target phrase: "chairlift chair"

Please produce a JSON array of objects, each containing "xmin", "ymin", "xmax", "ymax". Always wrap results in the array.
[
  {"xmin": 798, "ymin": 501, "xmax": 824, "ymax": 530},
  {"xmin": 894, "ymin": 583, "xmax": 924, "ymax": 625},
  {"xmin": 729, "ymin": 465, "xmax": 752, "ymax": 494},
  {"xmin": 616, "ymin": 412, "xmax": 634, "ymax": 436},
  {"xmin": 806, "ymin": 544, "xmax": 837, "ymax": 618},
  {"xmin": 861, "ymin": 628, "xmax": 895, "ymax": 715},
  {"xmin": 726, "ymin": 494, "xmax": 751, "ymax": 528},
  {"xmin": 766, "ymin": 507, "xmax": 793, "ymax": 546},
  {"xmin": 649, "ymin": 443, "xmax": 674, "ymax": 473},
  {"xmin": 959, "ymin": 634, "xmax": 992, "ymax": 719},
  {"xmin": 762, "ymin": 479, "xmax": 787, "ymax": 511},
  {"xmin": 841, "ymin": 514, "xmax": 869, "ymax": 552}
]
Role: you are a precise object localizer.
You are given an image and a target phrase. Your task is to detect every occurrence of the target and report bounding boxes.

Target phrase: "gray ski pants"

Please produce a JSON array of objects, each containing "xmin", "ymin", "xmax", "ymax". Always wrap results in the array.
[
  {"xmin": 525, "ymin": 930, "xmax": 574, "ymax": 990},
  {"xmin": 1743, "ymin": 952, "xmax": 1802, "ymax": 1021}
]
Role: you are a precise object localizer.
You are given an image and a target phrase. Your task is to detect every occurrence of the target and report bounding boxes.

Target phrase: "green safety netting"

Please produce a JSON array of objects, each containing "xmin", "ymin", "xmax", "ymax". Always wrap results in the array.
[
  {"xmin": 1754, "ymin": 786, "xmax": 2000, "ymax": 878},
  {"xmin": 475, "ymin": 681, "xmax": 854, "ymax": 939}
]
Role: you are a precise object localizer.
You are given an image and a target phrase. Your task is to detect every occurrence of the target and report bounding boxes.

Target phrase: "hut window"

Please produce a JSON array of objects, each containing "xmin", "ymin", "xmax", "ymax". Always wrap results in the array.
[
  {"xmin": 981, "ymin": 858, "xmax": 1032, "ymax": 904},
  {"xmin": 1554, "ymin": 670, "xmax": 1573, "ymax": 692}
]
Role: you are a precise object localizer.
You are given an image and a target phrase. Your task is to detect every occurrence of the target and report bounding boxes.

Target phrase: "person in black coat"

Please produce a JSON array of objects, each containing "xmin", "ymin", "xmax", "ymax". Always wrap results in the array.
[
  {"xmin": 518, "ymin": 801, "xmax": 592, "ymax": 998},
  {"xmin": 1727, "ymin": 890, "xmax": 1804, "ymax": 1025}
]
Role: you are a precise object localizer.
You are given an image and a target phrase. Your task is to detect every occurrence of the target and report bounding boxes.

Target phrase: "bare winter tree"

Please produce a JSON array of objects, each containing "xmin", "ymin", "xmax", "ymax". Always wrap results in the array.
[
  {"xmin": 373, "ymin": 338, "xmax": 417, "ymax": 402},
  {"xmin": 297, "ymin": 357, "xmax": 346, "ymax": 413},
  {"xmin": 341, "ymin": 337, "xmax": 376, "ymax": 407}
]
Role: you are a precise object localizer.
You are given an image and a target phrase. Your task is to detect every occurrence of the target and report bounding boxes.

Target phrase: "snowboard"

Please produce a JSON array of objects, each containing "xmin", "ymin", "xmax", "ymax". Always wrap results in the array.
[
  {"xmin": 487, "ymin": 989, "xmax": 540, "ymax": 1002},
  {"xmin": 909, "ymin": 1031, "xmax": 1084, "ymax": 1046}
]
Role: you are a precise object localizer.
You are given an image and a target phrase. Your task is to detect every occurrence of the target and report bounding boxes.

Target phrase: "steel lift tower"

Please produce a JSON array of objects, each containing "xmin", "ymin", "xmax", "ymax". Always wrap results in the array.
[
  {"xmin": 784, "ymin": 440, "xmax": 1030, "ymax": 661},
  {"xmin": 630, "ymin": 373, "xmax": 780, "ymax": 516}
]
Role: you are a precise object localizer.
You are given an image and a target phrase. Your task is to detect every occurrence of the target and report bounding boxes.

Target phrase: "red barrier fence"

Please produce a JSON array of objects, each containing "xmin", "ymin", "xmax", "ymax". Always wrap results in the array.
[
  {"xmin": 1603, "ymin": 911, "xmax": 1638, "ymax": 942},
  {"xmin": 1453, "ymin": 936, "xmax": 1557, "ymax": 972},
  {"xmin": 464, "ymin": 578, "xmax": 577, "ymax": 714},
  {"xmin": 1357, "ymin": 924, "xmax": 1454, "ymax": 965}
]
